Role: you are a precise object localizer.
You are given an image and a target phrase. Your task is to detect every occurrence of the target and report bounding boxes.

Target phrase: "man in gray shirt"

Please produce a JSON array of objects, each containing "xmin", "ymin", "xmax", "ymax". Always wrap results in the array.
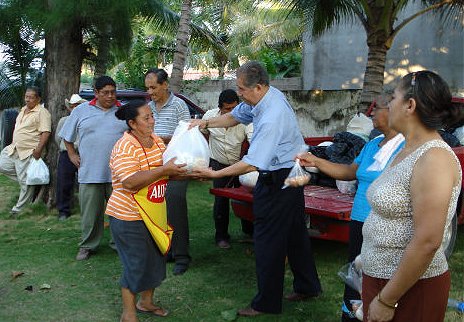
[
  {"xmin": 145, "ymin": 68, "xmax": 191, "ymax": 275},
  {"xmin": 59, "ymin": 76, "xmax": 128, "ymax": 261}
]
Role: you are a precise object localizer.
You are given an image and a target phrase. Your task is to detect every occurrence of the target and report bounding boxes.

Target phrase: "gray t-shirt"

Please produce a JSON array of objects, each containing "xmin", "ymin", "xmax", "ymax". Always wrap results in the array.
[{"xmin": 59, "ymin": 100, "xmax": 128, "ymax": 183}]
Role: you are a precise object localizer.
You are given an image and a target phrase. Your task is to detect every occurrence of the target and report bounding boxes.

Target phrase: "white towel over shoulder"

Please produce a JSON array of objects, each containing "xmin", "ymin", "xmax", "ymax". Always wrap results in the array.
[{"xmin": 367, "ymin": 133, "xmax": 404, "ymax": 171}]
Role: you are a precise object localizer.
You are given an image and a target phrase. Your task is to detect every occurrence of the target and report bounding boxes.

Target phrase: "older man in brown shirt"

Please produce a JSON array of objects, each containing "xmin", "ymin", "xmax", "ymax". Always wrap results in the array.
[{"xmin": 0, "ymin": 86, "xmax": 51, "ymax": 215}]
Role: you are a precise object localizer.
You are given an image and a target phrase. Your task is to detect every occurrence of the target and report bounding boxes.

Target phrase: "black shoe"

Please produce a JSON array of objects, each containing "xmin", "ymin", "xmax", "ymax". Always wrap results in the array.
[
  {"xmin": 216, "ymin": 240, "xmax": 231, "ymax": 249},
  {"xmin": 173, "ymin": 263, "xmax": 188, "ymax": 275},
  {"xmin": 237, "ymin": 307, "xmax": 264, "ymax": 317},
  {"xmin": 284, "ymin": 291, "xmax": 321, "ymax": 301}
]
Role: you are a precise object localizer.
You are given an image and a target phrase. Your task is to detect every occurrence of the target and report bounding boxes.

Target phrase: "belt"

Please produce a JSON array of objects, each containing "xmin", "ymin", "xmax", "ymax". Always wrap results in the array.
[{"xmin": 258, "ymin": 168, "xmax": 289, "ymax": 186}]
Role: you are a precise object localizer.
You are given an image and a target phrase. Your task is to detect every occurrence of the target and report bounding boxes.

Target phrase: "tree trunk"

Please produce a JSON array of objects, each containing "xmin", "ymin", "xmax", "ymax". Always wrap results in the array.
[
  {"xmin": 358, "ymin": 3, "xmax": 391, "ymax": 112},
  {"xmin": 94, "ymin": 26, "xmax": 110, "ymax": 77},
  {"xmin": 218, "ymin": 66, "xmax": 225, "ymax": 79},
  {"xmin": 170, "ymin": 0, "xmax": 192, "ymax": 93},
  {"xmin": 359, "ymin": 42, "xmax": 387, "ymax": 112},
  {"xmin": 44, "ymin": 16, "xmax": 83, "ymax": 209}
]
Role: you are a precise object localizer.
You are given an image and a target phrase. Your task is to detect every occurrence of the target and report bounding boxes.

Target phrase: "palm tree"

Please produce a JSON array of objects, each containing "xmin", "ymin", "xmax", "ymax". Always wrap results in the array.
[
  {"xmin": 170, "ymin": 0, "xmax": 193, "ymax": 92},
  {"xmin": 141, "ymin": 0, "xmax": 228, "ymax": 90},
  {"xmin": 277, "ymin": 0, "xmax": 464, "ymax": 110},
  {"xmin": 0, "ymin": 4, "xmax": 42, "ymax": 107},
  {"xmin": 185, "ymin": 0, "xmax": 305, "ymax": 79}
]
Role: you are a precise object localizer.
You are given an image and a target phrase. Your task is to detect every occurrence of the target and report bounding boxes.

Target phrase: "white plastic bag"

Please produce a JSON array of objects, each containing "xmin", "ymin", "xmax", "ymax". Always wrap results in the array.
[
  {"xmin": 339, "ymin": 256, "xmax": 363, "ymax": 321},
  {"xmin": 454, "ymin": 126, "xmax": 464, "ymax": 145},
  {"xmin": 163, "ymin": 121, "xmax": 210, "ymax": 173},
  {"xmin": 346, "ymin": 113, "xmax": 373, "ymax": 142},
  {"xmin": 337, "ymin": 261, "xmax": 362, "ymax": 294},
  {"xmin": 336, "ymin": 180, "xmax": 357, "ymax": 194},
  {"xmin": 282, "ymin": 159, "xmax": 311, "ymax": 189},
  {"xmin": 26, "ymin": 158, "xmax": 50, "ymax": 185},
  {"xmin": 239, "ymin": 171, "xmax": 259, "ymax": 191}
]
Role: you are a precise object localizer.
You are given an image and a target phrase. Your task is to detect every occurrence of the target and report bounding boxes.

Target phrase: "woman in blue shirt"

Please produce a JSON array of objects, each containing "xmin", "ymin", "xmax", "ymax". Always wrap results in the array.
[{"xmin": 298, "ymin": 95, "xmax": 404, "ymax": 322}]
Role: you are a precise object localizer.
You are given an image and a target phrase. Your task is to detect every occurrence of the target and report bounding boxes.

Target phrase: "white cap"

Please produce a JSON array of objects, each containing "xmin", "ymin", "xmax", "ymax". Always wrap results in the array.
[{"xmin": 65, "ymin": 94, "xmax": 86, "ymax": 107}]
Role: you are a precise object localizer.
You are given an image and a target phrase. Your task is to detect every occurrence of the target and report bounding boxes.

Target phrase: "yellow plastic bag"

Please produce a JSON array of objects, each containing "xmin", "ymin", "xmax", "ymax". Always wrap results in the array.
[{"xmin": 132, "ymin": 177, "xmax": 173, "ymax": 255}]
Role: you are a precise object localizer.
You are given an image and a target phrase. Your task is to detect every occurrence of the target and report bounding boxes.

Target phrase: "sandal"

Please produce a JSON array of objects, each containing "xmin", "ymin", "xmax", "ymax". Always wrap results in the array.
[{"xmin": 136, "ymin": 305, "xmax": 169, "ymax": 317}]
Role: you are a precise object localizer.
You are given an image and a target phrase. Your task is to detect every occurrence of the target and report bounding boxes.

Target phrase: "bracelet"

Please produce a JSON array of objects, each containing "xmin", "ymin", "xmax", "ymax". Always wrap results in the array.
[
  {"xmin": 377, "ymin": 292, "xmax": 398, "ymax": 309},
  {"xmin": 204, "ymin": 120, "xmax": 209, "ymax": 129}
]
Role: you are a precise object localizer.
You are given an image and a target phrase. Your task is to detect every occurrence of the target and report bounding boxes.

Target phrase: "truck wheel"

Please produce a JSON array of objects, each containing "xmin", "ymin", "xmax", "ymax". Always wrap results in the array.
[{"xmin": 0, "ymin": 108, "xmax": 18, "ymax": 150}]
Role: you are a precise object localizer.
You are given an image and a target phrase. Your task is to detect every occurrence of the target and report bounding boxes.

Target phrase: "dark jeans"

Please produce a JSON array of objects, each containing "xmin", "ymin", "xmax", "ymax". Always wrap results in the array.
[
  {"xmin": 250, "ymin": 168, "xmax": 322, "ymax": 313},
  {"xmin": 210, "ymin": 159, "xmax": 253, "ymax": 242},
  {"xmin": 56, "ymin": 151, "xmax": 78, "ymax": 217}
]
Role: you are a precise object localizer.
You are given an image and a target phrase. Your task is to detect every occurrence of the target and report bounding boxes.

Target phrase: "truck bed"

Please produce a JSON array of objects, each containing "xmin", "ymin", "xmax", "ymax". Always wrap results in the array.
[
  {"xmin": 210, "ymin": 185, "xmax": 354, "ymax": 243},
  {"xmin": 210, "ymin": 138, "xmax": 464, "ymax": 243}
]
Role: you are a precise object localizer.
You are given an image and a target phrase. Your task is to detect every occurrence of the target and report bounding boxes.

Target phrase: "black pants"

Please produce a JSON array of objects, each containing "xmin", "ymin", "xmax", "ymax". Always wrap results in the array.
[
  {"xmin": 341, "ymin": 220, "xmax": 364, "ymax": 322},
  {"xmin": 56, "ymin": 151, "xmax": 78, "ymax": 217},
  {"xmin": 251, "ymin": 168, "xmax": 322, "ymax": 313},
  {"xmin": 166, "ymin": 180, "xmax": 190, "ymax": 265},
  {"xmin": 210, "ymin": 159, "xmax": 253, "ymax": 242}
]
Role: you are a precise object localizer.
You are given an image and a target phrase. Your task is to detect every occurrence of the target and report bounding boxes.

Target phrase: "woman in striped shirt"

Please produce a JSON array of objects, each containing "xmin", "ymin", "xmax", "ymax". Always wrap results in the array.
[{"xmin": 106, "ymin": 100, "xmax": 187, "ymax": 322}]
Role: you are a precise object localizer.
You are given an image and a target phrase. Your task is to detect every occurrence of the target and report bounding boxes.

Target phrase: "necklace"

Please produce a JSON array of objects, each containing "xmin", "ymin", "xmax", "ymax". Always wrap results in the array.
[
  {"xmin": 129, "ymin": 132, "xmax": 162, "ymax": 168},
  {"xmin": 130, "ymin": 132, "xmax": 153, "ymax": 148}
]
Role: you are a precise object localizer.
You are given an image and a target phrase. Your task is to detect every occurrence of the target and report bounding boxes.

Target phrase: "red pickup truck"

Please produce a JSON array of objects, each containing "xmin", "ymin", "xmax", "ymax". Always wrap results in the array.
[{"xmin": 210, "ymin": 97, "xmax": 464, "ymax": 255}]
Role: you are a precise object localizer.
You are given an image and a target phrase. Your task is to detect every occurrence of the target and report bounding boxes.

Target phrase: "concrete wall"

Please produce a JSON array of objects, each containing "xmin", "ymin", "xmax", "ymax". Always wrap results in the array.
[
  {"xmin": 183, "ymin": 79, "xmax": 360, "ymax": 137},
  {"xmin": 302, "ymin": 2, "xmax": 464, "ymax": 92}
]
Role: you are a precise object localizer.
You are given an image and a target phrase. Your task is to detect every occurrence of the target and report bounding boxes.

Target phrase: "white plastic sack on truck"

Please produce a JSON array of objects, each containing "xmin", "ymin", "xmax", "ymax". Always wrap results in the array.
[
  {"xmin": 239, "ymin": 171, "xmax": 259, "ymax": 191},
  {"xmin": 26, "ymin": 158, "xmax": 50, "ymax": 185},
  {"xmin": 163, "ymin": 121, "xmax": 210, "ymax": 173},
  {"xmin": 346, "ymin": 113, "xmax": 373, "ymax": 142},
  {"xmin": 454, "ymin": 126, "xmax": 464, "ymax": 145}
]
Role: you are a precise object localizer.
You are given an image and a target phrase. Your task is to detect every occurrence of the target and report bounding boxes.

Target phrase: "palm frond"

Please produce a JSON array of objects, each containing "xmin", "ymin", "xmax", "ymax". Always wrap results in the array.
[
  {"xmin": 0, "ymin": 64, "xmax": 26, "ymax": 108},
  {"xmin": 139, "ymin": 3, "xmax": 226, "ymax": 57},
  {"xmin": 274, "ymin": 0, "xmax": 364, "ymax": 38},
  {"xmin": 420, "ymin": 0, "xmax": 464, "ymax": 29}
]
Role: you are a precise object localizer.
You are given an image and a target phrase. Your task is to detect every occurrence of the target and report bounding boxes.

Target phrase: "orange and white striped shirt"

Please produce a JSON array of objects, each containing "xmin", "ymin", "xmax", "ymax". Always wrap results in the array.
[{"xmin": 106, "ymin": 131, "xmax": 166, "ymax": 221}]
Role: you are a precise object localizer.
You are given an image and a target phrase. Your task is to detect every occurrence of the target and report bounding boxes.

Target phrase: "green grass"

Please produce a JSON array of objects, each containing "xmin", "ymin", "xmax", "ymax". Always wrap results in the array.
[{"xmin": 0, "ymin": 175, "xmax": 463, "ymax": 321}]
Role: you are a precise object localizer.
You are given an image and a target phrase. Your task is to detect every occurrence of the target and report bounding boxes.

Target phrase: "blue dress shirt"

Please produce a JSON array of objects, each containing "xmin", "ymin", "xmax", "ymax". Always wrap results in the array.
[{"xmin": 231, "ymin": 86, "xmax": 304, "ymax": 171}]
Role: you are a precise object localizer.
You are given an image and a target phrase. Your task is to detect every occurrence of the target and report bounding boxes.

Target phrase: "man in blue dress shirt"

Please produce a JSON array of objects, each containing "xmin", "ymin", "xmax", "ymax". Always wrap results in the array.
[{"xmin": 191, "ymin": 61, "xmax": 321, "ymax": 316}]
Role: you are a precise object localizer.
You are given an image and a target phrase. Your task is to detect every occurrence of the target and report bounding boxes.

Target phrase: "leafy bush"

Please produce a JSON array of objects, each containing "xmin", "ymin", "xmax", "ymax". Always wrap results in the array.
[
  {"xmin": 112, "ymin": 32, "xmax": 174, "ymax": 89},
  {"xmin": 254, "ymin": 49, "xmax": 302, "ymax": 79}
]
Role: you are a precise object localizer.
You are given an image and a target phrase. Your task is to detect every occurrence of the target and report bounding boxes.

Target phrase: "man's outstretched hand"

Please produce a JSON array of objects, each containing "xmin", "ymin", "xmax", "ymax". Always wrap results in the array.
[
  {"xmin": 188, "ymin": 119, "xmax": 207, "ymax": 130},
  {"xmin": 190, "ymin": 167, "xmax": 217, "ymax": 179}
]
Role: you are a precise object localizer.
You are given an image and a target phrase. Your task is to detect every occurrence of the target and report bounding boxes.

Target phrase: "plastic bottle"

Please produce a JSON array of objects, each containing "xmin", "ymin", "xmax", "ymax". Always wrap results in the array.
[{"xmin": 447, "ymin": 298, "xmax": 464, "ymax": 313}]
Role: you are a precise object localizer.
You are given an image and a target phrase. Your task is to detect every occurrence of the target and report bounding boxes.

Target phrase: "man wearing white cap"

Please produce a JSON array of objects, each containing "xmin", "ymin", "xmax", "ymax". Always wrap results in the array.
[{"xmin": 55, "ymin": 94, "xmax": 86, "ymax": 220}]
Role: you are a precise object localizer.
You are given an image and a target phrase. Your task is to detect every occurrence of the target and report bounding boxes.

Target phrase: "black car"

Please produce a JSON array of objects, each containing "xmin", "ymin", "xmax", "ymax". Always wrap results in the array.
[{"xmin": 79, "ymin": 89, "xmax": 205, "ymax": 119}]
